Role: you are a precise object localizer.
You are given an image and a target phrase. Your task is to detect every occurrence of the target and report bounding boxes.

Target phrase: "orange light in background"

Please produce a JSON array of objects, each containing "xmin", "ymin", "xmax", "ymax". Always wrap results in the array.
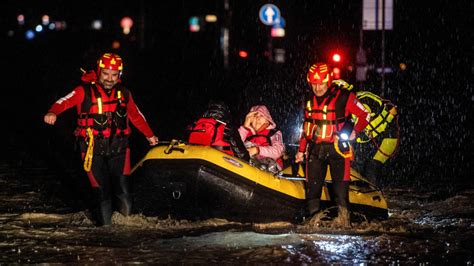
[
  {"xmin": 42, "ymin": 14, "xmax": 50, "ymax": 25},
  {"xmin": 112, "ymin": 40, "xmax": 121, "ymax": 49},
  {"xmin": 205, "ymin": 15, "xmax": 217, "ymax": 23},
  {"xmin": 399, "ymin": 63, "xmax": 407, "ymax": 71},
  {"xmin": 238, "ymin": 50, "xmax": 248, "ymax": 58},
  {"xmin": 332, "ymin": 53, "xmax": 341, "ymax": 63}
]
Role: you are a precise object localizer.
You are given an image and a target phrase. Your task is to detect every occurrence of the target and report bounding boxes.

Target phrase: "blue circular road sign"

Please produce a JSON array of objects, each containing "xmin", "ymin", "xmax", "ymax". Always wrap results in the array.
[{"xmin": 259, "ymin": 4, "xmax": 281, "ymax": 26}]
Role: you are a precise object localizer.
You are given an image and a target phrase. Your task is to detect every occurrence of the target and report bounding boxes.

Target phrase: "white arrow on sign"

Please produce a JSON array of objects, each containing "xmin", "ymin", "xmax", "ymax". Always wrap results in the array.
[
  {"xmin": 264, "ymin": 7, "xmax": 275, "ymax": 24},
  {"xmin": 259, "ymin": 4, "xmax": 281, "ymax": 26}
]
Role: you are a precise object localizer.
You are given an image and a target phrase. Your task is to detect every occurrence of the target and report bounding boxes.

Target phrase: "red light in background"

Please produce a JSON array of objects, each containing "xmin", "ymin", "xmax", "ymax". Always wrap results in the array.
[
  {"xmin": 333, "ymin": 67, "xmax": 341, "ymax": 79},
  {"xmin": 238, "ymin": 50, "xmax": 248, "ymax": 58},
  {"xmin": 189, "ymin": 25, "xmax": 200, "ymax": 32},
  {"xmin": 332, "ymin": 53, "xmax": 341, "ymax": 63},
  {"xmin": 120, "ymin": 17, "xmax": 134, "ymax": 29}
]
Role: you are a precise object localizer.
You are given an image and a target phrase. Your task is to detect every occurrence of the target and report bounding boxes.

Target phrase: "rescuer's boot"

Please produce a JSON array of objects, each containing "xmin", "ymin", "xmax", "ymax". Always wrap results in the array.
[
  {"xmin": 307, "ymin": 198, "xmax": 320, "ymax": 217},
  {"xmin": 333, "ymin": 206, "xmax": 351, "ymax": 229},
  {"xmin": 116, "ymin": 193, "xmax": 132, "ymax": 216},
  {"xmin": 96, "ymin": 200, "xmax": 113, "ymax": 226}
]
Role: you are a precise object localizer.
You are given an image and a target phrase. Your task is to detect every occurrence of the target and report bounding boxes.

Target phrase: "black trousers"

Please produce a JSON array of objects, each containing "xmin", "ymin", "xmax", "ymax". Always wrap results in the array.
[
  {"xmin": 81, "ymin": 137, "xmax": 131, "ymax": 226},
  {"xmin": 305, "ymin": 143, "xmax": 350, "ymax": 214}
]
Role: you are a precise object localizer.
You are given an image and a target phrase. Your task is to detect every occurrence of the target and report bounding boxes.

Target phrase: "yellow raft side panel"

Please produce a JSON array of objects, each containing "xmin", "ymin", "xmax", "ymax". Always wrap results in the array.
[
  {"xmin": 135, "ymin": 144, "xmax": 308, "ymax": 199},
  {"xmin": 134, "ymin": 144, "xmax": 387, "ymax": 209}
]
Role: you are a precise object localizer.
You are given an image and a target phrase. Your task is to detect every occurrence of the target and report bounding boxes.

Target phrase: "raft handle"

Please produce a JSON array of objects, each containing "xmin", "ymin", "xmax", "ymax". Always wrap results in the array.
[
  {"xmin": 164, "ymin": 139, "xmax": 186, "ymax": 154},
  {"xmin": 276, "ymin": 173, "xmax": 306, "ymax": 181}
]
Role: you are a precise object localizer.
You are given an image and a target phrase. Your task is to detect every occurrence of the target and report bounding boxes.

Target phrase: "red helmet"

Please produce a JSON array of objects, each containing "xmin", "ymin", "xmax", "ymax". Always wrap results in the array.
[
  {"xmin": 97, "ymin": 53, "xmax": 123, "ymax": 74},
  {"xmin": 307, "ymin": 62, "xmax": 332, "ymax": 85}
]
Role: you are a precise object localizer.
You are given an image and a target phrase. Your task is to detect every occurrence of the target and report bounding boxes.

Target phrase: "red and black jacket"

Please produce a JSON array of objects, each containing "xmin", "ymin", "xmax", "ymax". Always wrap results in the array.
[
  {"xmin": 298, "ymin": 85, "xmax": 370, "ymax": 152},
  {"xmin": 48, "ymin": 83, "xmax": 154, "ymax": 139}
]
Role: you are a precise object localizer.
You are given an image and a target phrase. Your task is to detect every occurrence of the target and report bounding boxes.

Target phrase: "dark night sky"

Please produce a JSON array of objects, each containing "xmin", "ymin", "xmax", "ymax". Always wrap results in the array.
[{"xmin": 1, "ymin": 0, "xmax": 472, "ymax": 190}]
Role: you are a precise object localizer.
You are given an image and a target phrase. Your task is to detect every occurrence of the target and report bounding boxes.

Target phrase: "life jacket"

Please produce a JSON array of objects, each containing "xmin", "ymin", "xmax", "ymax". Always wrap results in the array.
[
  {"xmin": 355, "ymin": 91, "xmax": 398, "ymax": 142},
  {"xmin": 76, "ymin": 83, "xmax": 129, "ymax": 138},
  {"xmin": 245, "ymin": 128, "xmax": 283, "ymax": 168},
  {"xmin": 302, "ymin": 86, "xmax": 351, "ymax": 143},
  {"xmin": 188, "ymin": 117, "xmax": 233, "ymax": 155}
]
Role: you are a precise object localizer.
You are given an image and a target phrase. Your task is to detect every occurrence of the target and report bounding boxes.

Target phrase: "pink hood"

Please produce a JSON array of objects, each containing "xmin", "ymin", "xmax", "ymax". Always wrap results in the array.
[{"xmin": 250, "ymin": 105, "xmax": 276, "ymax": 129}]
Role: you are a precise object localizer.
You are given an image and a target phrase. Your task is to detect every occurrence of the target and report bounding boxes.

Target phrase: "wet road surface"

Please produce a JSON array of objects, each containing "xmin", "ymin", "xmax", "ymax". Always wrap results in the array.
[{"xmin": 0, "ymin": 160, "xmax": 472, "ymax": 264}]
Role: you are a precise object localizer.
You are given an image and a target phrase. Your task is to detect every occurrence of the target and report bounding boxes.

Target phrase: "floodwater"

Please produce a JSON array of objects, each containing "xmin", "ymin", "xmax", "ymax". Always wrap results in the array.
[{"xmin": 0, "ymin": 161, "xmax": 472, "ymax": 264}]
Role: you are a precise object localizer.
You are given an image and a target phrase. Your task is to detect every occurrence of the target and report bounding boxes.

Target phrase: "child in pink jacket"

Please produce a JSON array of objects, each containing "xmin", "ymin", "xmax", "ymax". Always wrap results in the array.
[{"xmin": 238, "ymin": 105, "xmax": 285, "ymax": 172}]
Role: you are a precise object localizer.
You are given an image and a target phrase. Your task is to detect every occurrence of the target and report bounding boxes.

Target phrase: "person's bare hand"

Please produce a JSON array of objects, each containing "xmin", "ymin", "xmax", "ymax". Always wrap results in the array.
[
  {"xmin": 244, "ymin": 111, "xmax": 258, "ymax": 129},
  {"xmin": 147, "ymin": 136, "xmax": 159, "ymax": 146},
  {"xmin": 295, "ymin": 151, "xmax": 305, "ymax": 163},
  {"xmin": 247, "ymin": 146, "xmax": 259, "ymax": 157},
  {"xmin": 44, "ymin": 112, "xmax": 57, "ymax": 125}
]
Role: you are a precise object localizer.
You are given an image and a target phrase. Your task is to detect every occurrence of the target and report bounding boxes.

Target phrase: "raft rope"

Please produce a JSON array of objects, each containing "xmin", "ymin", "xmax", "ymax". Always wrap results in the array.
[{"xmin": 83, "ymin": 128, "xmax": 94, "ymax": 172}]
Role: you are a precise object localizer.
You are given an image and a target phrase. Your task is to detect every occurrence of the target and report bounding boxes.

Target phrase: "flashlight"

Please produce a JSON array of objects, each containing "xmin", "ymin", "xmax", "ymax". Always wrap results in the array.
[
  {"xmin": 339, "ymin": 132, "xmax": 350, "ymax": 141},
  {"xmin": 338, "ymin": 118, "xmax": 354, "ymax": 153}
]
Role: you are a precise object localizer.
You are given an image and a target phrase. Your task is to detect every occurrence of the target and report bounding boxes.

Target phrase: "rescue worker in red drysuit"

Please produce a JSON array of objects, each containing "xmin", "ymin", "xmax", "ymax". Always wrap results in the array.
[
  {"xmin": 188, "ymin": 100, "xmax": 250, "ymax": 161},
  {"xmin": 295, "ymin": 62, "xmax": 370, "ymax": 227},
  {"xmin": 44, "ymin": 53, "xmax": 159, "ymax": 226},
  {"xmin": 238, "ymin": 105, "xmax": 285, "ymax": 173}
]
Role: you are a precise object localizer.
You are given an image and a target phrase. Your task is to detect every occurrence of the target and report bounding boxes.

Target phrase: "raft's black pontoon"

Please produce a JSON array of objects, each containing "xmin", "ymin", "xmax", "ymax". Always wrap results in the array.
[{"xmin": 131, "ymin": 141, "xmax": 388, "ymax": 223}]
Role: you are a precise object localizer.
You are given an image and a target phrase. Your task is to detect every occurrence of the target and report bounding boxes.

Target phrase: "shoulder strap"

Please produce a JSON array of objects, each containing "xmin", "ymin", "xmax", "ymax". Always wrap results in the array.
[
  {"xmin": 80, "ymin": 84, "xmax": 93, "ymax": 113},
  {"xmin": 335, "ymin": 88, "xmax": 350, "ymax": 120},
  {"xmin": 266, "ymin": 128, "xmax": 279, "ymax": 146},
  {"xmin": 268, "ymin": 128, "xmax": 278, "ymax": 137},
  {"xmin": 212, "ymin": 121, "xmax": 226, "ymax": 144},
  {"xmin": 115, "ymin": 84, "xmax": 130, "ymax": 104}
]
